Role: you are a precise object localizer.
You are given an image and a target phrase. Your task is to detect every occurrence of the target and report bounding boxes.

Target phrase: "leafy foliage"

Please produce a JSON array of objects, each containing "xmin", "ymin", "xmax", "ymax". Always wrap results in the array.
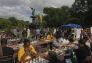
[
  {"xmin": 0, "ymin": 17, "xmax": 30, "ymax": 31},
  {"xmin": 43, "ymin": 6, "xmax": 80, "ymax": 27},
  {"xmin": 71, "ymin": 0, "xmax": 92, "ymax": 27}
]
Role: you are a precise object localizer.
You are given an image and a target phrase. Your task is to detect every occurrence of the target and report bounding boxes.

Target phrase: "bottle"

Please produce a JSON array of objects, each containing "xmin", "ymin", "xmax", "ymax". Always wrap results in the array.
[
  {"xmin": 71, "ymin": 49, "xmax": 77, "ymax": 63},
  {"xmin": 65, "ymin": 48, "xmax": 72, "ymax": 63}
]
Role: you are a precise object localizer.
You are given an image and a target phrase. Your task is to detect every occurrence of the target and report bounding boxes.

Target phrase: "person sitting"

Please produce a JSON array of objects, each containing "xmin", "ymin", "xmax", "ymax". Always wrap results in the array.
[
  {"xmin": 18, "ymin": 39, "xmax": 37, "ymax": 63},
  {"xmin": 0, "ymin": 38, "xmax": 14, "ymax": 63}
]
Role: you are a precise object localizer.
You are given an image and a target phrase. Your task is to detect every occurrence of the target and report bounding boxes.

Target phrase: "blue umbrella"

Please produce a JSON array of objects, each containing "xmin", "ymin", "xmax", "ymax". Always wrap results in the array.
[{"xmin": 62, "ymin": 24, "xmax": 82, "ymax": 28}]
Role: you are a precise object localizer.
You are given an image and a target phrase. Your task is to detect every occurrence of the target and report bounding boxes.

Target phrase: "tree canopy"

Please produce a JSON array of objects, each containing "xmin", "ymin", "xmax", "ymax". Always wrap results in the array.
[
  {"xmin": 43, "ymin": 6, "xmax": 71, "ymax": 27},
  {"xmin": 0, "ymin": 17, "xmax": 30, "ymax": 31},
  {"xmin": 71, "ymin": 0, "xmax": 92, "ymax": 27},
  {"xmin": 43, "ymin": 0, "xmax": 92, "ymax": 28}
]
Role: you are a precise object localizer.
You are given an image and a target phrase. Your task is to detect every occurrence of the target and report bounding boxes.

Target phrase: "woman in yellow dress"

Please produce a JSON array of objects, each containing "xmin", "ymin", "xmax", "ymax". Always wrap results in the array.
[{"xmin": 18, "ymin": 39, "xmax": 37, "ymax": 63}]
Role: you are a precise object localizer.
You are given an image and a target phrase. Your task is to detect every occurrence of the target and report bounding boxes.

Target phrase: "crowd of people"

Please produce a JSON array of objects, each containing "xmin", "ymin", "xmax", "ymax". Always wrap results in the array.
[{"xmin": 0, "ymin": 27, "xmax": 92, "ymax": 63}]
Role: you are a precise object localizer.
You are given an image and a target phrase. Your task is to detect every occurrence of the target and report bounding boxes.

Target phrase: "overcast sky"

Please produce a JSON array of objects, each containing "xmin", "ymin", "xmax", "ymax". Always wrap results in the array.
[{"xmin": 0, "ymin": 0, "xmax": 75, "ymax": 22}]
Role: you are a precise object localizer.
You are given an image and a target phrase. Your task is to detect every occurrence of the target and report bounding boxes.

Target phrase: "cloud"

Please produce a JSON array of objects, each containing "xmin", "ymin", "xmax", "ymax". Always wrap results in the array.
[
  {"xmin": 0, "ymin": 0, "xmax": 75, "ymax": 22},
  {"xmin": 30, "ymin": 0, "xmax": 75, "ymax": 11},
  {"xmin": 0, "ymin": 0, "xmax": 32, "ymax": 22}
]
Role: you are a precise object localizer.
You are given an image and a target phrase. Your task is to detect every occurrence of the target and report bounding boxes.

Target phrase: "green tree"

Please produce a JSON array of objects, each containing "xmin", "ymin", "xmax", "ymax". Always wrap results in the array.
[
  {"xmin": 8, "ymin": 17, "xmax": 17, "ymax": 26},
  {"xmin": 43, "ymin": 6, "xmax": 71, "ymax": 27},
  {"xmin": 8, "ymin": 17, "xmax": 30, "ymax": 28},
  {"xmin": 17, "ymin": 20, "xmax": 26, "ymax": 29},
  {"xmin": 71, "ymin": 0, "xmax": 92, "ymax": 27},
  {"xmin": 0, "ymin": 18, "xmax": 12, "ymax": 29}
]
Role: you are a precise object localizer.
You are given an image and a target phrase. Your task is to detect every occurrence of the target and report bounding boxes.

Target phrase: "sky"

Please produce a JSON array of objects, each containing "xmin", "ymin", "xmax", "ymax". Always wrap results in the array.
[{"xmin": 0, "ymin": 0, "xmax": 75, "ymax": 22}]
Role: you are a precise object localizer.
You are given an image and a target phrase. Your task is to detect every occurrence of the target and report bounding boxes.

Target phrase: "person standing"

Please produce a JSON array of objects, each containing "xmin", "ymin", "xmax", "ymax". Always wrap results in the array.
[
  {"xmin": 22, "ymin": 28, "xmax": 27, "ymax": 40},
  {"xmin": 35, "ymin": 28, "xmax": 40, "ymax": 40},
  {"xmin": 75, "ymin": 39, "xmax": 91, "ymax": 63},
  {"xmin": 27, "ymin": 28, "xmax": 31, "ymax": 39}
]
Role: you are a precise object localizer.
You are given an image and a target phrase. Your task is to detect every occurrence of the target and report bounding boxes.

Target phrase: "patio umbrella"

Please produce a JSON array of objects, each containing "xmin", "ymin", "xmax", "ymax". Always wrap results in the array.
[{"xmin": 62, "ymin": 24, "xmax": 82, "ymax": 28}]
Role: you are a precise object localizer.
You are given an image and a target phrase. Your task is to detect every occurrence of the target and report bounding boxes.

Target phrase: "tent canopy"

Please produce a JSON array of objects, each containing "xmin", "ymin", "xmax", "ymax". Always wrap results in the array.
[{"xmin": 62, "ymin": 24, "xmax": 82, "ymax": 28}]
